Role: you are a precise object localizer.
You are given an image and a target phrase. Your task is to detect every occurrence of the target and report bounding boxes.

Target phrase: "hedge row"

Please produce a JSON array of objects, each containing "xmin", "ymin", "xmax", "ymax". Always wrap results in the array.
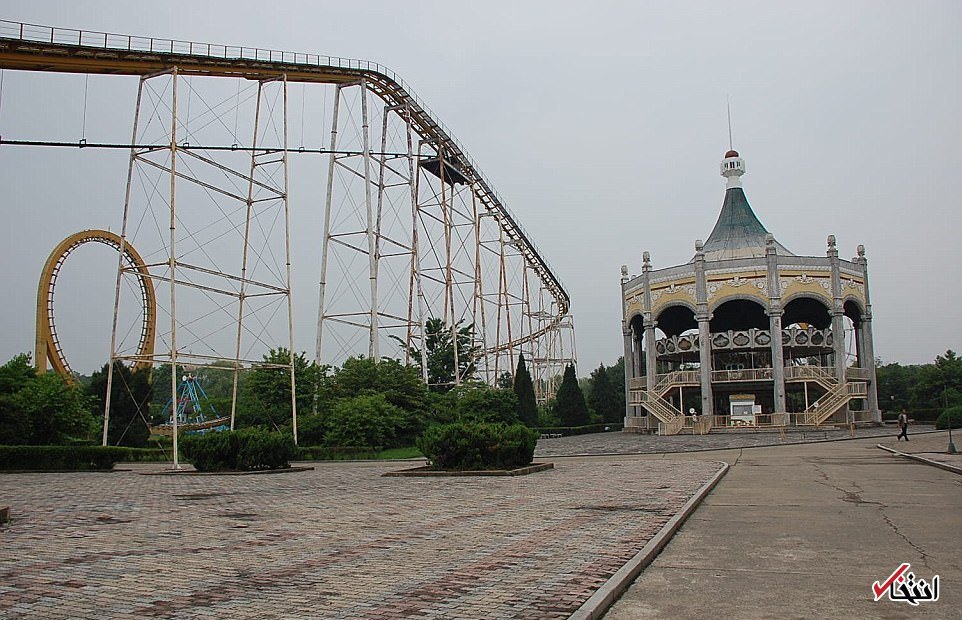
[
  {"xmin": 534, "ymin": 423, "xmax": 623, "ymax": 437},
  {"xmin": 0, "ymin": 445, "xmax": 166, "ymax": 471},
  {"xmin": 883, "ymin": 408, "xmax": 943, "ymax": 422},
  {"xmin": 179, "ymin": 429, "xmax": 295, "ymax": 471},
  {"xmin": 417, "ymin": 422, "xmax": 538, "ymax": 470}
]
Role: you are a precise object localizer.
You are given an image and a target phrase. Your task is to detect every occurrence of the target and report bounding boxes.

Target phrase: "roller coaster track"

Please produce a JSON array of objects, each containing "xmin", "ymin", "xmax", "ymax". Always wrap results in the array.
[
  {"xmin": 35, "ymin": 229, "xmax": 156, "ymax": 380},
  {"xmin": 0, "ymin": 20, "xmax": 571, "ymax": 353}
]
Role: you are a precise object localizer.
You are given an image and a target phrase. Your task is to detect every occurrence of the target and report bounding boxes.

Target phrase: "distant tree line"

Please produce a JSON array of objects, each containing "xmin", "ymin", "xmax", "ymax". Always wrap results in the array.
[
  {"xmin": 31, "ymin": 343, "xmax": 962, "ymax": 448},
  {"xmin": 0, "ymin": 317, "xmax": 627, "ymax": 450},
  {"xmin": 876, "ymin": 350, "xmax": 962, "ymax": 415}
]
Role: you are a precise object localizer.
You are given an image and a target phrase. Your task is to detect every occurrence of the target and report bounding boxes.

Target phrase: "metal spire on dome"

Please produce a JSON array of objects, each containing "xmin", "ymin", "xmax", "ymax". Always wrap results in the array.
[
  {"xmin": 727, "ymin": 97, "xmax": 733, "ymax": 152},
  {"xmin": 700, "ymin": 150, "xmax": 793, "ymax": 260}
]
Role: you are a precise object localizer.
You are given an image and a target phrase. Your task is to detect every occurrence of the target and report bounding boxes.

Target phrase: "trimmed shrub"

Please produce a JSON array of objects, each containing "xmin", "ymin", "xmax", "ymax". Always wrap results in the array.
[
  {"xmin": 416, "ymin": 422, "xmax": 538, "ymax": 470},
  {"xmin": 179, "ymin": 428, "xmax": 295, "ymax": 471},
  {"xmin": 0, "ymin": 445, "xmax": 164, "ymax": 471},
  {"xmin": 235, "ymin": 429, "xmax": 296, "ymax": 470},
  {"xmin": 935, "ymin": 406, "xmax": 962, "ymax": 430},
  {"xmin": 180, "ymin": 430, "xmax": 237, "ymax": 471},
  {"xmin": 909, "ymin": 408, "xmax": 943, "ymax": 423}
]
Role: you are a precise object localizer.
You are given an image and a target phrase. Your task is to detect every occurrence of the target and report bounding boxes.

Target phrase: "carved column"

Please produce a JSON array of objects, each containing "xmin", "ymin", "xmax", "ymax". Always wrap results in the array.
[
  {"xmin": 828, "ymin": 235, "xmax": 846, "ymax": 381},
  {"xmin": 856, "ymin": 245, "xmax": 881, "ymax": 422},
  {"xmin": 620, "ymin": 266, "xmax": 634, "ymax": 421},
  {"xmin": 765, "ymin": 235, "xmax": 786, "ymax": 413},
  {"xmin": 694, "ymin": 241, "xmax": 713, "ymax": 416},
  {"xmin": 642, "ymin": 252, "xmax": 657, "ymax": 394}
]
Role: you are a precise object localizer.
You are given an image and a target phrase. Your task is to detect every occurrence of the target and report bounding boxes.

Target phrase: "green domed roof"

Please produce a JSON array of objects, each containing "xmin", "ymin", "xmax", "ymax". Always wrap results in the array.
[{"xmin": 701, "ymin": 187, "xmax": 792, "ymax": 260}]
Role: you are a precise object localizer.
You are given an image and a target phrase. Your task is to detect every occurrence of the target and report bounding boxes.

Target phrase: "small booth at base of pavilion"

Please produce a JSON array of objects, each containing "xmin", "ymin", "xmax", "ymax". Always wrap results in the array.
[{"xmin": 729, "ymin": 394, "xmax": 760, "ymax": 427}]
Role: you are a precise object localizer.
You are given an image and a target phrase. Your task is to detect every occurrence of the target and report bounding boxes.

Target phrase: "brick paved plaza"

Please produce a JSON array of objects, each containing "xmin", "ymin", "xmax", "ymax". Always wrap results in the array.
[{"xmin": 0, "ymin": 458, "xmax": 722, "ymax": 619}]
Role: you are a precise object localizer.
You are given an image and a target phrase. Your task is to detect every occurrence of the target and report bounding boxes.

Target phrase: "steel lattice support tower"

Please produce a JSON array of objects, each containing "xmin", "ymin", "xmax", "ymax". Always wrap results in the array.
[{"xmin": 104, "ymin": 69, "xmax": 298, "ymax": 463}]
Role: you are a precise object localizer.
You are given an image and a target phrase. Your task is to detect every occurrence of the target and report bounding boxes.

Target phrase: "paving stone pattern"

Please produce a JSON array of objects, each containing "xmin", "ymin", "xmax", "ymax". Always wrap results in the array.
[{"xmin": 0, "ymin": 459, "xmax": 721, "ymax": 619}]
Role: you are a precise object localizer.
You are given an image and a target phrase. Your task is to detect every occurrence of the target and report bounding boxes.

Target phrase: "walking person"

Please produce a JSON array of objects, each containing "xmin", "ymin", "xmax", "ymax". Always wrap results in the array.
[{"xmin": 897, "ymin": 409, "xmax": 909, "ymax": 441}]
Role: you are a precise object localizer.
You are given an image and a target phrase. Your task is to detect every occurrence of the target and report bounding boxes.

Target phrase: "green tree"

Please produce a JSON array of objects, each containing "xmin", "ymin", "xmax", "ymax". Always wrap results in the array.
[
  {"xmin": 587, "ymin": 363, "xmax": 622, "ymax": 423},
  {"xmin": 331, "ymin": 357, "xmax": 427, "ymax": 414},
  {"xmin": 554, "ymin": 364, "xmax": 590, "ymax": 427},
  {"xmin": 0, "ymin": 354, "xmax": 36, "ymax": 444},
  {"xmin": 0, "ymin": 353, "xmax": 97, "ymax": 445},
  {"xmin": 322, "ymin": 394, "xmax": 405, "ymax": 448},
  {"xmin": 329, "ymin": 356, "xmax": 429, "ymax": 444},
  {"xmin": 607, "ymin": 357, "xmax": 626, "ymax": 419},
  {"xmin": 0, "ymin": 353, "xmax": 36, "ymax": 394},
  {"xmin": 237, "ymin": 348, "xmax": 324, "ymax": 430},
  {"xmin": 875, "ymin": 360, "xmax": 920, "ymax": 413},
  {"xmin": 17, "ymin": 372, "xmax": 95, "ymax": 445},
  {"xmin": 88, "ymin": 362, "xmax": 152, "ymax": 447},
  {"xmin": 513, "ymin": 354, "xmax": 539, "ymax": 427},
  {"xmin": 451, "ymin": 383, "xmax": 521, "ymax": 425},
  {"xmin": 908, "ymin": 350, "xmax": 962, "ymax": 411},
  {"xmin": 394, "ymin": 318, "xmax": 478, "ymax": 391}
]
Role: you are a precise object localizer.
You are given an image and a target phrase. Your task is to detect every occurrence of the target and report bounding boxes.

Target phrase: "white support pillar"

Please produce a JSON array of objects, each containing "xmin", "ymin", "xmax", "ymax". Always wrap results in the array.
[
  {"xmin": 104, "ymin": 72, "xmax": 148, "ymax": 447},
  {"xmin": 359, "ymin": 79, "xmax": 379, "ymax": 360},
  {"xmin": 169, "ymin": 68, "xmax": 180, "ymax": 469},
  {"xmin": 231, "ymin": 77, "xmax": 265, "ymax": 431},
  {"xmin": 315, "ymin": 84, "xmax": 342, "ymax": 369}
]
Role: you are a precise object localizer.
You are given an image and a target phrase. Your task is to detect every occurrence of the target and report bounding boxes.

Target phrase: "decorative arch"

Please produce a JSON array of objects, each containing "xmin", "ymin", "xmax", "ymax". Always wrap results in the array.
[
  {"xmin": 655, "ymin": 304, "xmax": 697, "ymax": 338},
  {"xmin": 35, "ymin": 230, "xmax": 156, "ymax": 381},
  {"xmin": 843, "ymin": 298, "xmax": 864, "ymax": 325},
  {"xmin": 709, "ymin": 291, "xmax": 768, "ymax": 313},
  {"xmin": 709, "ymin": 298, "xmax": 768, "ymax": 332},
  {"xmin": 782, "ymin": 295, "xmax": 832, "ymax": 329},
  {"xmin": 625, "ymin": 309, "xmax": 645, "ymax": 326}
]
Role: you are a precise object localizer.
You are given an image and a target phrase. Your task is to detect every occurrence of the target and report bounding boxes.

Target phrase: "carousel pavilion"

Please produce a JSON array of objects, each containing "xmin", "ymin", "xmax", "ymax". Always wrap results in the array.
[{"xmin": 620, "ymin": 149, "xmax": 880, "ymax": 435}]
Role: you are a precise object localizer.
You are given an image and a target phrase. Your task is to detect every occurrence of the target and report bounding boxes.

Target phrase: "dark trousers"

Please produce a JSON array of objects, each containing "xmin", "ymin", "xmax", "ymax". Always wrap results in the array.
[{"xmin": 897, "ymin": 424, "xmax": 909, "ymax": 440}]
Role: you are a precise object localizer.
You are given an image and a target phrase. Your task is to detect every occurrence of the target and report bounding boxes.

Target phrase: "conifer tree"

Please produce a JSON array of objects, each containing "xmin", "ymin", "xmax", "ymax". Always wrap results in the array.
[
  {"xmin": 513, "ymin": 354, "xmax": 539, "ymax": 427},
  {"xmin": 554, "ymin": 364, "xmax": 589, "ymax": 427},
  {"xmin": 588, "ymin": 363, "xmax": 622, "ymax": 423}
]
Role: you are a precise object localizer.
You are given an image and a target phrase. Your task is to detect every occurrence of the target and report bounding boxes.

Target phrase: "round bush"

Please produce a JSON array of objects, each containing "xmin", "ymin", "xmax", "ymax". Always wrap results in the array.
[
  {"xmin": 180, "ymin": 428, "xmax": 295, "ymax": 471},
  {"xmin": 416, "ymin": 422, "xmax": 538, "ymax": 471},
  {"xmin": 935, "ymin": 406, "xmax": 962, "ymax": 430}
]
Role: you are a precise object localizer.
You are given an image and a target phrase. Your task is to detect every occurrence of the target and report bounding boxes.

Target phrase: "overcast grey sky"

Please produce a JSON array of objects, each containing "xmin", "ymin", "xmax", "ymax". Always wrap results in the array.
[{"xmin": 1, "ymin": 1, "xmax": 960, "ymax": 375}]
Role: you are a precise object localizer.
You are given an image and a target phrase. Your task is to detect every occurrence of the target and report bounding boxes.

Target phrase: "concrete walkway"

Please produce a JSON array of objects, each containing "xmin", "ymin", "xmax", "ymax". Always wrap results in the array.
[
  {"xmin": 535, "ymin": 424, "xmax": 930, "ymax": 458},
  {"xmin": 603, "ymin": 431, "xmax": 962, "ymax": 619}
]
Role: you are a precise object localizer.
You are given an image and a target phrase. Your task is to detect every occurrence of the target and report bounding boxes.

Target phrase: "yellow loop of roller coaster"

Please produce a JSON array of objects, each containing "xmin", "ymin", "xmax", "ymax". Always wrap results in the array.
[{"xmin": 35, "ymin": 230, "xmax": 156, "ymax": 381}]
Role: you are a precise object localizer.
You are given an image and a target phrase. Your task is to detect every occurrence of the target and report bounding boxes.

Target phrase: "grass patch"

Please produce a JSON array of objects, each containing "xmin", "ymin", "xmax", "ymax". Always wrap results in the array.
[
  {"xmin": 295, "ymin": 445, "xmax": 423, "ymax": 461},
  {"xmin": 376, "ymin": 446, "xmax": 423, "ymax": 459}
]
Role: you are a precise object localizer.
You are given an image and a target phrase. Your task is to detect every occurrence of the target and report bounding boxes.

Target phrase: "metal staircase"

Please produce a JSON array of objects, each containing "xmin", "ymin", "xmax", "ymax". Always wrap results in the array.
[
  {"xmin": 650, "ymin": 371, "xmax": 700, "ymax": 399},
  {"xmin": 631, "ymin": 365, "xmax": 871, "ymax": 433},
  {"xmin": 637, "ymin": 391, "xmax": 686, "ymax": 435},
  {"xmin": 801, "ymin": 381, "xmax": 868, "ymax": 426}
]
